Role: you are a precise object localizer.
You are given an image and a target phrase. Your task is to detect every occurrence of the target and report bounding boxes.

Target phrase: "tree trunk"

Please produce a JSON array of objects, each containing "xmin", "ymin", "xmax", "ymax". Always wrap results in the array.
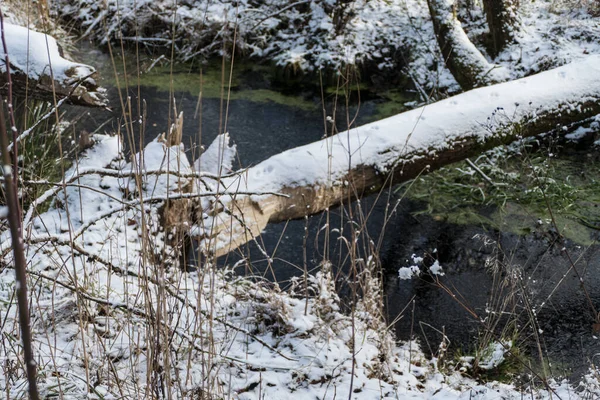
[
  {"xmin": 192, "ymin": 55, "xmax": 600, "ymax": 257},
  {"xmin": 427, "ymin": 0, "xmax": 508, "ymax": 90},
  {"xmin": 332, "ymin": 0, "xmax": 355, "ymax": 35},
  {"xmin": 482, "ymin": 0, "xmax": 519, "ymax": 58}
]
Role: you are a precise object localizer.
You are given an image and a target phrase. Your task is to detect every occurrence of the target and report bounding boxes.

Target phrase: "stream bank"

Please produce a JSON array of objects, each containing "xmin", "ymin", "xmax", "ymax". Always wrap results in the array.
[{"xmin": 72, "ymin": 44, "xmax": 600, "ymax": 383}]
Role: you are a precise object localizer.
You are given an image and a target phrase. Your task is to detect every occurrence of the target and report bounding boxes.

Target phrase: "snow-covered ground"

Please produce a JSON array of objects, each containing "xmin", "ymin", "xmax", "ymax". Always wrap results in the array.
[{"xmin": 2, "ymin": 131, "xmax": 600, "ymax": 399}]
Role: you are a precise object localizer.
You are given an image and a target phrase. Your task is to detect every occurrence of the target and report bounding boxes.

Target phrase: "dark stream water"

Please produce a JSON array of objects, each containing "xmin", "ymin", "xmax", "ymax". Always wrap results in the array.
[{"xmin": 75, "ymin": 46, "xmax": 600, "ymax": 382}]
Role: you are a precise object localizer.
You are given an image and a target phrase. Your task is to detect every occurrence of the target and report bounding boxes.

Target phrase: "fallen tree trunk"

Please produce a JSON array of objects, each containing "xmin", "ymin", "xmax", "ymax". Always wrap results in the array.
[
  {"xmin": 0, "ymin": 23, "xmax": 107, "ymax": 107},
  {"xmin": 427, "ymin": 0, "xmax": 508, "ymax": 90},
  {"xmin": 193, "ymin": 55, "xmax": 600, "ymax": 257}
]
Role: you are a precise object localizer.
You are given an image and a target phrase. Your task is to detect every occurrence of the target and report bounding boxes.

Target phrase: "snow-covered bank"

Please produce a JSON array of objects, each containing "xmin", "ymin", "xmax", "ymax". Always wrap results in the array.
[
  {"xmin": 53, "ymin": 0, "xmax": 600, "ymax": 94},
  {"xmin": 2, "ymin": 23, "xmax": 90, "ymax": 83},
  {"xmin": 0, "ymin": 23, "xmax": 107, "ymax": 106},
  {"xmin": 0, "ymin": 128, "xmax": 599, "ymax": 398}
]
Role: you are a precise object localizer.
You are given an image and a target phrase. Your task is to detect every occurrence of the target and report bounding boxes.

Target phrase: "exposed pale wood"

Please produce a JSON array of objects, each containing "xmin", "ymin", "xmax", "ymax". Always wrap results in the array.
[{"xmin": 158, "ymin": 112, "xmax": 194, "ymax": 266}]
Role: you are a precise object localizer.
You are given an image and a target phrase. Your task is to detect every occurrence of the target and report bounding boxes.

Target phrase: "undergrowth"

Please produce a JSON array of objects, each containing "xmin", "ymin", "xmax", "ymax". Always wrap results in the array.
[{"xmin": 2, "ymin": 100, "xmax": 78, "ymax": 210}]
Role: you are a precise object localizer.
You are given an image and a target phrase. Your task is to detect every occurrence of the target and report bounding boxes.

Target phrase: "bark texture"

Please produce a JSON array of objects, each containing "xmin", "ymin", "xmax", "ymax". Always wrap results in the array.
[
  {"xmin": 482, "ymin": 0, "xmax": 519, "ymax": 57},
  {"xmin": 1, "ymin": 68, "xmax": 107, "ymax": 107}
]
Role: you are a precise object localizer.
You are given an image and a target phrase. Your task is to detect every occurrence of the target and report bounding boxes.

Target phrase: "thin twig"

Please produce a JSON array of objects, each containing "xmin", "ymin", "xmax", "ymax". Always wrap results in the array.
[{"xmin": 465, "ymin": 158, "xmax": 497, "ymax": 186}]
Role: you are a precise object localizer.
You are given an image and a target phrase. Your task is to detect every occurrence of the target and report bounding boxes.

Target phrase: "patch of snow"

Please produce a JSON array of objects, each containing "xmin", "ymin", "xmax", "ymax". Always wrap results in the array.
[
  {"xmin": 399, "ymin": 265, "xmax": 421, "ymax": 280},
  {"xmin": 412, "ymin": 254, "xmax": 425, "ymax": 264},
  {"xmin": 478, "ymin": 341, "xmax": 512, "ymax": 371},
  {"xmin": 195, "ymin": 132, "xmax": 237, "ymax": 176},
  {"xmin": 429, "ymin": 259, "xmax": 444, "ymax": 276}
]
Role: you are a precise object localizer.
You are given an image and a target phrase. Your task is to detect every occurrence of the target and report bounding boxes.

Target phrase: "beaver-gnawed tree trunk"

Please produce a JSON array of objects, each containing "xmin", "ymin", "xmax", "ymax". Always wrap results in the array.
[
  {"xmin": 482, "ymin": 0, "xmax": 519, "ymax": 58},
  {"xmin": 187, "ymin": 56, "xmax": 600, "ymax": 257},
  {"xmin": 426, "ymin": 0, "xmax": 508, "ymax": 90}
]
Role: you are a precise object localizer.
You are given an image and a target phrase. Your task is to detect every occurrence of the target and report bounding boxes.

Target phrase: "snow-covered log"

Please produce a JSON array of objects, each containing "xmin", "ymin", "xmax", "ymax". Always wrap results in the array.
[
  {"xmin": 195, "ymin": 55, "xmax": 600, "ymax": 257},
  {"xmin": 0, "ymin": 23, "xmax": 107, "ymax": 107},
  {"xmin": 427, "ymin": 0, "xmax": 508, "ymax": 90}
]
